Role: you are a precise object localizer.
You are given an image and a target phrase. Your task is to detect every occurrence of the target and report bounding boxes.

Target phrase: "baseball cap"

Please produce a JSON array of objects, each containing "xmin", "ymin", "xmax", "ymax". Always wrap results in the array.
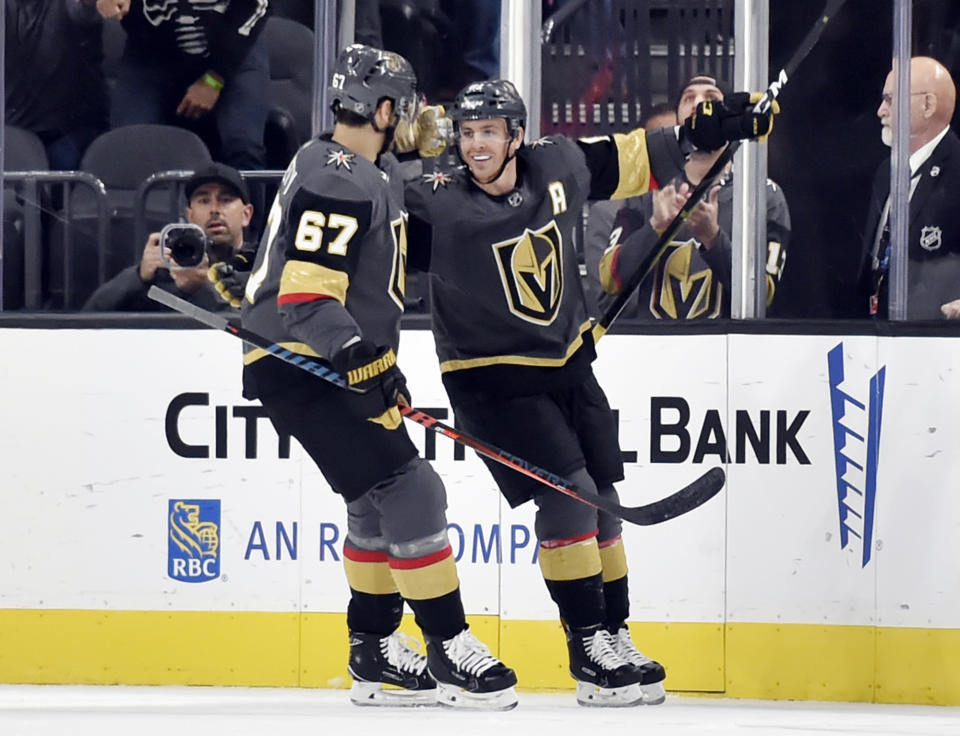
[{"xmin": 184, "ymin": 162, "xmax": 251, "ymax": 204}]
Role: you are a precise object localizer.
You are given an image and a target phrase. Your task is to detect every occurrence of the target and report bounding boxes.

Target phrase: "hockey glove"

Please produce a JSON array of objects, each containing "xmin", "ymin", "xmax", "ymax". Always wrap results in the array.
[
  {"xmin": 330, "ymin": 340, "xmax": 411, "ymax": 430},
  {"xmin": 723, "ymin": 92, "xmax": 781, "ymax": 143},
  {"xmin": 682, "ymin": 94, "xmax": 780, "ymax": 152},
  {"xmin": 394, "ymin": 105, "xmax": 452, "ymax": 158},
  {"xmin": 207, "ymin": 249, "xmax": 255, "ymax": 308}
]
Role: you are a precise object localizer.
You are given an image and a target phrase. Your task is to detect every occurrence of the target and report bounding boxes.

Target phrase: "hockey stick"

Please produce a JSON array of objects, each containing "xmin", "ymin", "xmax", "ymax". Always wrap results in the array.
[
  {"xmin": 148, "ymin": 286, "xmax": 724, "ymax": 526},
  {"xmin": 594, "ymin": 0, "xmax": 849, "ymax": 338}
]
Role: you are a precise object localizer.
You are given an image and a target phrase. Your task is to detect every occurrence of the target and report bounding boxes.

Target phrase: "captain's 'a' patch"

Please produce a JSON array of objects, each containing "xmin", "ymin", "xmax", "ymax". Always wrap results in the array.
[{"xmin": 491, "ymin": 221, "xmax": 564, "ymax": 324}]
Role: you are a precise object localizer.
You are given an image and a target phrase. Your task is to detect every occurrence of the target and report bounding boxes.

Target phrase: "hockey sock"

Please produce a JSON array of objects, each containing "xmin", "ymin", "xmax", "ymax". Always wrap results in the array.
[
  {"xmin": 599, "ymin": 534, "xmax": 630, "ymax": 628},
  {"xmin": 389, "ymin": 544, "xmax": 466, "ymax": 640},
  {"xmin": 347, "ymin": 590, "xmax": 404, "ymax": 636},
  {"xmin": 342, "ymin": 543, "xmax": 403, "ymax": 635},
  {"xmin": 539, "ymin": 532, "xmax": 606, "ymax": 629}
]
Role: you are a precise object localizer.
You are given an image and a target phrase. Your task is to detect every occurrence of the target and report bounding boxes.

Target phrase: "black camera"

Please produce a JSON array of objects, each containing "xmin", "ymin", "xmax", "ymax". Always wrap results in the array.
[{"xmin": 160, "ymin": 223, "xmax": 212, "ymax": 268}]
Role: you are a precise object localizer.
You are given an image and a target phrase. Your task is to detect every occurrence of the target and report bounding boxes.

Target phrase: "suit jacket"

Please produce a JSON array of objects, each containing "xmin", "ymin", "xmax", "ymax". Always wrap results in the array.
[{"xmin": 859, "ymin": 127, "xmax": 960, "ymax": 319}]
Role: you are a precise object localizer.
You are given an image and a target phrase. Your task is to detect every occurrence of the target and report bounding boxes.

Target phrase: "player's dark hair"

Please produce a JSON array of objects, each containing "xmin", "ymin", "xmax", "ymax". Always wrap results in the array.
[{"xmin": 336, "ymin": 108, "xmax": 374, "ymax": 128}]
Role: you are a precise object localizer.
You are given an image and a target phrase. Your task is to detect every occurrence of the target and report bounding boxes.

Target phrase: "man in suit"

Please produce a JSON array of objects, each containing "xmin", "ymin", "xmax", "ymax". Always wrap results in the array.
[{"xmin": 860, "ymin": 56, "xmax": 960, "ymax": 320}]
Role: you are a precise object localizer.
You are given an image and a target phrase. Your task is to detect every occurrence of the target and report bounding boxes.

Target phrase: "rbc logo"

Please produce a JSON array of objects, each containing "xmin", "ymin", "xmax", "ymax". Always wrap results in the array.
[{"xmin": 168, "ymin": 499, "xmax": 221, "ymax": 582}]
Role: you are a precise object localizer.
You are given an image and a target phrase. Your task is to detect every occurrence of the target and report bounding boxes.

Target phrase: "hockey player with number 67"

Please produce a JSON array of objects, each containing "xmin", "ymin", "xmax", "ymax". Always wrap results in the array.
[{"xmin": 239, "ymin": 45, "xmax": 517, "ymax": 710}]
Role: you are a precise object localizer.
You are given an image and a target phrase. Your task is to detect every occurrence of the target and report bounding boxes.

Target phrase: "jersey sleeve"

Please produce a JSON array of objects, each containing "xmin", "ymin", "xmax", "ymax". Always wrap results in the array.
[
  {"xmin": 596, "ymin": 198, "xmax": 657, "ymax": 294},
  {"xmin": 764, "ymin": 180, "xmax": 792, "ymax": 307},
  {"xmin": 207, "ymin": 0, "xmax": 270, "ymax": 79},
  {"xmin": 583, "ymin": 200, "xmax": 620, "ymax": 300},
  {"xmin": 576, "ymin": 125, "xmax": 686, "ymax": 201}
]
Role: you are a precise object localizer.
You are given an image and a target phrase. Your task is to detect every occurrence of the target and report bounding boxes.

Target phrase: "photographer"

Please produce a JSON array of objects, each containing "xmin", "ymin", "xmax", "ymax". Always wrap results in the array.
[{"xmin": 84, "ymin": 162, "xmax": 255, "ymax": 312}]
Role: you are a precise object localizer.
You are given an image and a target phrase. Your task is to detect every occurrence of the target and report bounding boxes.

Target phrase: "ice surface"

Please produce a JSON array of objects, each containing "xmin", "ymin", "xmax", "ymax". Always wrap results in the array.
[{"xmin": 1, "ymin": 685, "xmax": 959, "ymax": 736}]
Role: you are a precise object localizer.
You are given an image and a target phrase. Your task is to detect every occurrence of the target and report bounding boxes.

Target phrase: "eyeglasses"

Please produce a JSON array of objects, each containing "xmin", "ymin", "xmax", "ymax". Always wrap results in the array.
[{"xmin": 880, "ymin": 91, "xmax": 931, "ymax": 105}]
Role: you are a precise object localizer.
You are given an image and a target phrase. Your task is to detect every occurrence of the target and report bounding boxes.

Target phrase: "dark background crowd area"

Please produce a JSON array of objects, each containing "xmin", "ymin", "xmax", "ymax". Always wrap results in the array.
[{"xmin": 3, "ymin": 0, "xmax": 960, "ymax": 318}]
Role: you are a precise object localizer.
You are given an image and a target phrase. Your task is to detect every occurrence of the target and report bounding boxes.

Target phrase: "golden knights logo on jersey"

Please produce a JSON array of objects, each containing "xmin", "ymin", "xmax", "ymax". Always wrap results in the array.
[
  {"xmin": 492, "ymin": 221, "xmax": 564, "ymax": 324},
  {"xmin": 650, "ymin": 239, "xmax": 722, "ymax": 319}
]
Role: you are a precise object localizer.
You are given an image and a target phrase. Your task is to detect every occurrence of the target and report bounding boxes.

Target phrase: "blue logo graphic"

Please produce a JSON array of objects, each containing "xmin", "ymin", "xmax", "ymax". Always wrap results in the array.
[
  {"xmin": 826, "ymin": 344, "xmax": 885, "ymax": 567},
  {"xmin": 168, "ymin": 499, "xmax": 221, "ymax": 582}
]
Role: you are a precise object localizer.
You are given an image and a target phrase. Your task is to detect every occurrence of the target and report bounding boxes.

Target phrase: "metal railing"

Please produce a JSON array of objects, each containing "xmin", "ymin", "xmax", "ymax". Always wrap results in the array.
[{"xmin": 3, "ymin": 171, "xmax": 109, "ymax": 310}]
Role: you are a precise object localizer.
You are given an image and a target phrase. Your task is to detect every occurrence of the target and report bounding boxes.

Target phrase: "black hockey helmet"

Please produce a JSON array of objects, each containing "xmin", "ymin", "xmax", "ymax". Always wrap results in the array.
[
  {"xmin": 450, "ymin": 79, "xmax": 527, "ymax": 139},
  {"xmin": 329, "ymin": 44, "xmax": 419, "ymax": 123}
]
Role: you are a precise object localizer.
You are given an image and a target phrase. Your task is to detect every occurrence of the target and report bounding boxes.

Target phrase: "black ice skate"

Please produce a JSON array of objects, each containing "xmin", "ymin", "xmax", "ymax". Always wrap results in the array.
[
  {"xmin": 611, "ymin": 625, "xmax": 667, "ymax": 705},
  {"xmin": 565, "ymin": 623, "xmax": 645, "ymax": 707},
  {"xmin": 348, "ymin": 631, "xmax": 437, "ymax": 706},
  {"xmin": 425, "ymin": 628, "xmax": 518, "ymax": 710}
]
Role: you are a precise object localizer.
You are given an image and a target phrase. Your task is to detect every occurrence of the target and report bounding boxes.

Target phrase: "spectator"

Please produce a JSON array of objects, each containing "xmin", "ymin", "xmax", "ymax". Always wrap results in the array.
[
  {"xmin": 83, "ymin": 162, "xmax": 253, "ymax": 311},
  {"xmin": 859, "ymin": 56, "xmax": 960, "ymax": 320},
  {"xmin": 5, "ymin": 0, "xmax": 109, "ymax": 170},
  {"xmin": 584, "ymin": 75, "xmax": 791, "ymax": 320},
  {"xmin": 96, "ymin": 0, "xmax": 271, "ymax": 170}
]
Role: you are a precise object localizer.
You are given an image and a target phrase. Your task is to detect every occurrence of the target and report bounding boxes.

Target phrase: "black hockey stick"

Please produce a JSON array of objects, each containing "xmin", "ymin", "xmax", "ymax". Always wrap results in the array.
[
  {"xmin": 594, "ymin": 0, "xmax": 849, "ymax": 338},
  {"xmin": 148, "ymin": 286, "xmax": 724, "ymax": 526}
]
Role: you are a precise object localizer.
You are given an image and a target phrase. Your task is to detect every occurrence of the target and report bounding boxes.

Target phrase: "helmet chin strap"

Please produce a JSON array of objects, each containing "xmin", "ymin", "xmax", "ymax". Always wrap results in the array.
[{"xmin": 464, "ymin": 132, "xmax": 521, "ymax": 187}]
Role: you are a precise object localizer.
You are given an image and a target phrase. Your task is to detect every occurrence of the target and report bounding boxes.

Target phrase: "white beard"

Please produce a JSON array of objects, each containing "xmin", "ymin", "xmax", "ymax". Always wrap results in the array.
[{"xmin": 880, "ymin": 118, "xmax": 892, "ymax": 147}]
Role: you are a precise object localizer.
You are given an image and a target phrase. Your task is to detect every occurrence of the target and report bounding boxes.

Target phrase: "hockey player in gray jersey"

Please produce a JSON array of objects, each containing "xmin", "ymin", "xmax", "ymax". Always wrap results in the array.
[
  {"xmin": 240, "ymin": 45, "xmax": 517, "ymax": 710},
  {"xmin": 405, "ymin": 79, "xmax": 776, "ymax": 707}
]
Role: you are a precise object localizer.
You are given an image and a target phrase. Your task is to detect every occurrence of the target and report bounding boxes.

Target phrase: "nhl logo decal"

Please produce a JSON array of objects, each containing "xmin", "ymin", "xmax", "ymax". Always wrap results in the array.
[
  {"xmin": 507, "ymin": 191, "xmax": 524, "ymax": 207},
  {"xmin": 919, "ymin": 225, "xmax": 942, "ymax": 251}
]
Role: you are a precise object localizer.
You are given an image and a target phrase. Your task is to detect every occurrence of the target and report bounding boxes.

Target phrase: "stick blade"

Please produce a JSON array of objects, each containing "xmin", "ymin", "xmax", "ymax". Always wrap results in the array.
[{"xmin": 621, "ymin": 467, "xmax": 725, "ymax": 526}]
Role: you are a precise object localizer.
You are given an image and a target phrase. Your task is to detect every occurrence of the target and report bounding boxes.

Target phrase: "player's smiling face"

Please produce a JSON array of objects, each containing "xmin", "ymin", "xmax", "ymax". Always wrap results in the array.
[{"xmin": 458, "ymin": 118, "xmax": 515, "ymax": 179}]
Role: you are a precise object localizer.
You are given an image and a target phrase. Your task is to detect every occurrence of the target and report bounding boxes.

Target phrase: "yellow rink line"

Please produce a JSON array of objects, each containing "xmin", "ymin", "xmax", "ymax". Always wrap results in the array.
[{"xmin": 1, "ymin": 610, "xmax": 957, "ymax": 705}]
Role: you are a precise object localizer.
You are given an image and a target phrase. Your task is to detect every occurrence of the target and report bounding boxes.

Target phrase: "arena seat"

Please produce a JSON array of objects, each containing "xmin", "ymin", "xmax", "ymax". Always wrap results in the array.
[{"xmin": 262, "ymin": 16, "xmax": 315, "ymax": 168}]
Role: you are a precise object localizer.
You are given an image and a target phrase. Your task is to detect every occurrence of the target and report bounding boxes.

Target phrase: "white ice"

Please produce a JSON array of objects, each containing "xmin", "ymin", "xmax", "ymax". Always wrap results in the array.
[{"xmin": 1, "ymin": 685, "xmax": 959, "ymax": 736}]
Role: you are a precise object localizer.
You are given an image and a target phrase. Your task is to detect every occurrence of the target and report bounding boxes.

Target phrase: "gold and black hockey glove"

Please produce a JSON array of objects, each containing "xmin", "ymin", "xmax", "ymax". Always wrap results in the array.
[
  {"xmin": 207, "ymin": 249, "xmax": 255, "ymax": 308},
  {"xmin": 394, "ymin": 104, "xmax": 451, "ymax": 158},
  {"xmin": 682, "ymin": 93, "xmax": 780, "ymax": 152},
  {"xmin": 330, "ymin": 340, "xmax": 411, "ymax": 430}
]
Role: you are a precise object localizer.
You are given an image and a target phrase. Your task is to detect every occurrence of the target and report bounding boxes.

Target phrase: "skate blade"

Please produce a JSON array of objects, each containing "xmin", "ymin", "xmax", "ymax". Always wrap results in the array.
[
  {"xmin": 349, "ymin": 681, "xmax": 438, "ymax": 707},
  {"xmin": 640, "ymin": 682, "xmax": 667, "ymax": 705},
  {"xmin": 575, "ymin": 682, "xmax": 644, "ymax": 708},
  {"xmin": 436, "ymin": 683, "xmax": 519, "ymax": 711}
]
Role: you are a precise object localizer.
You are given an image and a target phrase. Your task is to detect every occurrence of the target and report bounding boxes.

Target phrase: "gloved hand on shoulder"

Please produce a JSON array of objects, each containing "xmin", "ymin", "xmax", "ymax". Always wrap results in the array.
[{"xmin": 394, "ymin": 104, "xmax": 452, "ymax": 158}]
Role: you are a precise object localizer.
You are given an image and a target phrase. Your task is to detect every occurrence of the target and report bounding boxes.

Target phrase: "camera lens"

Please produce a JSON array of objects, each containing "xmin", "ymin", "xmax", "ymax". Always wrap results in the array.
[{"xmin": 168, "ymin": 230, "xmax": 207, "ymax": 267}]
